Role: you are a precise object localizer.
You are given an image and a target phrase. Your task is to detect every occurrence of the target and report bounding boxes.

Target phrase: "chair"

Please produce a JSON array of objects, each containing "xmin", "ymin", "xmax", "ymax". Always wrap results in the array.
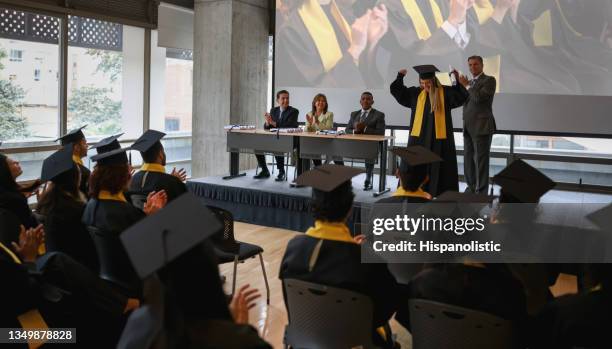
[
  {"xmin": 282, "ymin": 279, "xmax": 380, "ymax": 349},
  {"xmin": 207, "ymin": 205, "xmax": 270, "ymax": 304},
  {"xmin": 87, "ymin": 225, "xmax": 142, "ymax": 298},
  {"xmin": 408, "ymin": 299, "xmax": 519, "ymax": 349}
]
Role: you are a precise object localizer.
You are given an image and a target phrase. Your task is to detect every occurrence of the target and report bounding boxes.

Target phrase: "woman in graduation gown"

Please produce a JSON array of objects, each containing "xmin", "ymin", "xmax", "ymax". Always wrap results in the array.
[
  {"xmin": 390, "ymin": 65, "xmax": 467, "ymax": 197},
  {"xmin": 0, "ymin": 152, "xmax": 41, "ymax": 230},
  {"xmin": 36, "ymin": 146, "xmax": 99, "ymax": 273},
  {"xmin": 82, "ymin": 147, "xmax": 167, "ymax": 298}
]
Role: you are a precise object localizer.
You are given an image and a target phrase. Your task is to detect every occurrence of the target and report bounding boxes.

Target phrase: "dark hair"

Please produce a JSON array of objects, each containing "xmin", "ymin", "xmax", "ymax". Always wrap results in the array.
[
  {"xmin": 141, "ymin": 141, "xmax": 163, "ymax": 164},
  {"xmin": 89, "ymin": 163, "xmax": 130, "ymax": 198},
  {"xmin": 311, "ymin": 180, "xmax": 354, "ymax": 222},
  {"xmin": 468, "ymin": 55, "xmax": 483, "ymax": 64},
  {"xmin": 0, "ymin": 153, "xmax": 18, "ymax": 191},
  {"xmin": 311, "ymin": 93, "xmax": 328, "ymax": 114},
  {"xmin": 276, "ymin": 90, "xmax": 289, "ymax": 99},
  {"xmin": 398, "ymin": 162, "xmax": 428, "ymax": 192},
  {"xmin": 36, "ymin": 164, "xmax": 83, "ymax": 216},
  {"xmin": 361, "ymin": 91, "xmax": 373, "ymax": 98}
]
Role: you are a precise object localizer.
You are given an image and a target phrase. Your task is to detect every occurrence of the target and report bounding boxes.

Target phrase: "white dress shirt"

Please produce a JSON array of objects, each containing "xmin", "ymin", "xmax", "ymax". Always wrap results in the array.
[{"xmin": 441, "ymin": 20, "xmax": 471, "ymax": 49}]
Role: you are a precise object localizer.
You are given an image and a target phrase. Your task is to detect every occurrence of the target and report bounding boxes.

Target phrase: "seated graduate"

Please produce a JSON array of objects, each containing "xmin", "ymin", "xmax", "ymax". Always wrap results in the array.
[
  {"xmin": 377, "ymin": 145, "xmax": 442, "ymax": 204},
  {"xmin": 117, "ymin": 193, "xmax": 271, "ymax": 349},
  {"xmin": 36, "ymin": 145, "xmax": 99, "ymax": 273},
  {"xmin": 279, "ymin": 165, "xmax": 402, "ymax": 348},
  {"xmin": 0, "ymin": 152, "xmax": 41, "ymax": 229},
  {"xmin": 56, "ymin": 125, "xmax": 90, "ymax": 197},
  {"xmin": 129, "ymin": 129, "xmax": 187, "ymax": 202},
  {"xmin": 305, "ymin": 93, "xmax": 344, "ymax": 167},
  {"xmin": 0, "ymin": 208, "xmax": 139, "ymax": 348},
  {"xmin": 82, "ymin": 146, "xmax": 167, "ymax": 297},
  {"xmin": 396, "ymin": 191, "xmax": 527, "ymax": 334}
]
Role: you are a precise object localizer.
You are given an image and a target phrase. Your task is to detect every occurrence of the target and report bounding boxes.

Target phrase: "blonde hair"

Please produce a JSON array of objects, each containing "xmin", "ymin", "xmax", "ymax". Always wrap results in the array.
[{"xmin": 428, "ymin": 77, "xmax": 442, "ymax": 113}]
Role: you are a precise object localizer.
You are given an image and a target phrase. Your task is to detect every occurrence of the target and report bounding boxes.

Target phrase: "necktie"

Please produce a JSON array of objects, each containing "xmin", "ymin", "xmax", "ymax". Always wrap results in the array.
[
  {"xmin": 469, "ymin": 79, "xmax": 476, "ymax": 88},
  {"xmin": 360, "ymin": 111, "xmax": 367, "ymax": 122}
]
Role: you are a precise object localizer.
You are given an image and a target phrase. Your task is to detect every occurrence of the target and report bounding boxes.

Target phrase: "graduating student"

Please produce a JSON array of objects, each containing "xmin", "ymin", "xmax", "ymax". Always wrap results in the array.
[
  {"xmin": 89, "ymin": 133, "xmax": 124, "ymax": 154},
  {"xmin": 377, "ymin": 145, "xmax": 441, "ymax": 204},
  {"xmin": 254, "ymin": 90, "xmax": 299, "ymax": 182},
  {"xmin": 129, "ymin": 130, "xmax": 187, "ymax": 202},
  {"xmin": 82, "ymin": 147, "xmax": 167, "ymax": 297},
  {"xmin": 0, "ymin": 152, "xmax": 40, "ymax": 230},
  {"xmin": 345, "ymin": 91, "xmax": 386, "ymax": 190},
  {"xmin": 117, "ymin": 193, "xmax": 270, "ymax": 349},
  {"xmin": 36, "ymin": 145, "xmax": 99, "ymax": 273},
  {"xmin": 390, "ymin": 65, "xmax": 467, "ymax": 197},
  {"xmin": 279, "ymin": 165, "xmax": 402, "ymax": 348},
  {"xmin": 57, "ymin": 125, "xmax": 90, "ymax": 197}
]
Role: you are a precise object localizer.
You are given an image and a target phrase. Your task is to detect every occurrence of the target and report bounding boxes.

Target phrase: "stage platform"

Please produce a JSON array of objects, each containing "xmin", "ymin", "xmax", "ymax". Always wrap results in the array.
[{"xmin": 187, "ymin": 167, "xmax": 399, "ymax": 232}]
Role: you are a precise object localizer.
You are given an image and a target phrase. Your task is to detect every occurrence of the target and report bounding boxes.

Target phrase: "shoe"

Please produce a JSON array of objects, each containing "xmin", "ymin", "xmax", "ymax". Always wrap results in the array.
[
  {"xmin": 253, "ymin": 171, "xmax": 270, "ymax": 179},
  {"xmin": 275, "ymin": 171, "xmax": 286, "ymax": 181},
  {"xmin": 363, "ymin": 182, "xmax": 373, "ymax": 191}
]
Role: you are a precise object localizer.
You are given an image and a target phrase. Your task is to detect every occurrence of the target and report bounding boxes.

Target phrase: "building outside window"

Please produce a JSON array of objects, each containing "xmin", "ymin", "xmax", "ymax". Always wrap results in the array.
[{"xmin": 9, "ymin": 48, "xmax": 22, "ymax": 61}]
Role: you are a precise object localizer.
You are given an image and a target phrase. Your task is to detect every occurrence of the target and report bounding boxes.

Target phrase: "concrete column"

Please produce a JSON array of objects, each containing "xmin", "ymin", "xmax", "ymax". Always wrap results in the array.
[{"xmin": 192, "ymin": 0, "xmax": 269, "ymax": 178}]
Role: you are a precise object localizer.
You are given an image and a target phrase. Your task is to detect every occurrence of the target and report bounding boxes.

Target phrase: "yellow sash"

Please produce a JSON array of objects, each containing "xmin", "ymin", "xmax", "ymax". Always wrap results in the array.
[
  {"xmin": 473, "ymin": 0, "xmax": 494, "ymax": 25},
  {"xmin": 428, "ymin": 0, "xmax": 444, "ymax": 28},
  {"xmin": 393, "ymin": 187, "xmax": 432, "ymax": 200},
  {"xmin": 17, "ymin": 310, "xmax": 49, "ymax": 349},
  {"xmin": 411, "ymin": 86, "xmax": 446, "ymax": 139},
  {"xmin": 140, "ymin": 163, "xmax": 166, "ymax": 174},
  {"xmin": 98, "ymin": 190, "xmax": 127, "ymax": 203},
  {"xmin": 400, "ymin": 0, "xmax": 432, "ymax": 40},
  {"xmin": 329, "ymin": 0, "xmax": 352, "ymax": 44},
  {"xmin": 0, "ymin": 241, "xmax": 21, "ymax": 264},
  {"xmin": 298, "ymin": 0, "xmax": 344, "ymax": 72},
  {"xmin": 483, "ymin": 55, "xmax": 501, "ymax": 93},
  {"xmin": 305, "ymin": 220, "xmax": 355, "ymax": 243},
  {"xmin": 532, "ymin": 10, "xmax": 553, "ymax": 46},
  {"xmin": 72, "ymin": 155, "xmax": 83, "ymax": 166}
]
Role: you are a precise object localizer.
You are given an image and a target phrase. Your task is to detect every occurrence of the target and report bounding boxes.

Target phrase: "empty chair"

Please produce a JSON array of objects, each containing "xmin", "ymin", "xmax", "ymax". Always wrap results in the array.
[
  {"xmin": 408, "ymin": 299, "xmax": 519, "ymax": 349},
  {"xmin": 207, "ymin": 205, "xmax": 270, "ymax": 304},
  {"xmin": 283, "ymin": 278, "xmax": 380, "ymax": 349}
]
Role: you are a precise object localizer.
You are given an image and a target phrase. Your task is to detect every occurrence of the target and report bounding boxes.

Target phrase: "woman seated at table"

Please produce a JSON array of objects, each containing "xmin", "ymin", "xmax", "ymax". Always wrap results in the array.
[{"xmin": 305, "ymin": 93, "xmax": 343, "ymax": 166}]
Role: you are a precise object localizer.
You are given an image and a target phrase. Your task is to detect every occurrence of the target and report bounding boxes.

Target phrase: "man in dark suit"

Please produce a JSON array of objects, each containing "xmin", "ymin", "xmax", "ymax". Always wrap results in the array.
[
  {"xmin": 458, "ymin": 56, "xmax": 496, "ymax": 194},
  {"xmin": 254, "ymin": 90, "xmax": 299, "ymax": 181},
  {"xmin": 345, "ymin": 91, "xmax": 386, "ymax": 190}
]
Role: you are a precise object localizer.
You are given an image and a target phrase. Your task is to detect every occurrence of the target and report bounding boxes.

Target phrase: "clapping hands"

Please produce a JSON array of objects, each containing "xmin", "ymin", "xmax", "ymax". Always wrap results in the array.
[
  {"xmin": 143, "ymin": 190, "xmax": 168, "ymax": 215},
  {"xmin": 12, "ymin": 224, "xmax": 45, "ymax": 262},
  {"xmin": 171, "ymin": 167, "xmax": 187, "ymax": 182}
]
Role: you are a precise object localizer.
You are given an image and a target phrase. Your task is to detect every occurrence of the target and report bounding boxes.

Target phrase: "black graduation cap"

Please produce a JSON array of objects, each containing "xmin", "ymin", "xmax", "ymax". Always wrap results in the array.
[
  {"xmin": 413, "ymin": 65, "xmax": 440, "ymax": 79},
  {"xmin": 91, "ymin": 147, "xmax": 130, "ymax": 165},
  {"xmin": 120, "ymin": 192, "xmax": 222, "ymax": 278},
  {"xmin": 41, "ymin": 144, "xmax": 75, "ymax": 182},
  {"xmin": 392, "ymin": 145, "xmax": 442, "ymax": 167},
  {"xmin": 131, "ymin": 130, "xmax": 166, "ymax": 153},
  {"xmin": 296, "ymin": 164, "xmax": 364, "ymax": 192},
  {"xmin": 56, "ymin": 125, "xmax": 87, "ymax": 145},
  {"xmin": 493, "ymin": 159, "xmax": 556, "ymax": 203},
  {"xmin": 89, "ymin": 133, "xmax": 124, "ymax": 154}
]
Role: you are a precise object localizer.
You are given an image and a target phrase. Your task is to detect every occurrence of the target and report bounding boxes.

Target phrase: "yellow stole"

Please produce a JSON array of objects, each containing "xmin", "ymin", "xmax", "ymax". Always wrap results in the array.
[
  {"xmin": 473, "ymin": 0, "xmax": 494, "ymax": 25},
  {"xmin": 0, "ymin": 242, "xmax": 49, "ymax": 348},
  {"xmin": 400, "ymin": 0, "xmax": 444, "ymax": 40},
  {"xmin": 140, "ymin": 163, "xmax": 166, "ymax": 174},
  {"xmin": 72, "ymin": 155, "xmax": 83, "ymax": 166},
  {"xmin": 305, "ymin": 220, "xmax": 355, "ymax": 243},
  {"xmin": 393, "ymin": 187, "xmax": 432, "ymax": 200},
  {"xmin": 98, "ymin": 190, "xmax": 127, "ymax": 203},
  {"xmin": 298, "ymin": 0, "xmax": 343, "ymax": 72},
  {"xmin": 411, "ymin": 85, "xmax": 446, "ymax": 139},
  {"xmin": 329, "ymin": 0, "xmax": 352, "ymax": 44}
]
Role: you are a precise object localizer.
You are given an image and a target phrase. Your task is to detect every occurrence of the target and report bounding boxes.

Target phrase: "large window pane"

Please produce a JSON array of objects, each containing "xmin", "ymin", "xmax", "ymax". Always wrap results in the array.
[
  {"xmin": 514, "ymin": 136, "xmax": 612, "ymax": 158},
  {"xmin": 0, "ymin": 9, "xmax": 60, "ymax": 145},
  {"xmin": 67, "ymin": 16, "xmax": 143, "ymax": 141}
]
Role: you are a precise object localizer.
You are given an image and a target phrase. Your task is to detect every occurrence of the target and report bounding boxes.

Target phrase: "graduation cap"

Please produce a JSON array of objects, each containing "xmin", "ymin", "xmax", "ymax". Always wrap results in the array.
[
  {"xmin": 91, "ymin": 147, "xmax": 130, "ymax": 165},
  {"xmin": 392, "ymin": 145, "xmax": 442, "ymax": 168},
  {"xmin": 493, "ymin": 159, "xmax": 556, "ymax": 203},
  {"xmin": 120, "ymin": 192, "xmax": 222, "ymax": 278},
  {"xmin": 413, "ymin": 65, "xmax": 440, "ymax": 80},
  {"xmin": 296, "ymin": 164, "xmax": 364, "ymax": 192},
  {"xmin": 41, "ymin": 144, "xmax": 75, "ymax": 182},
  {"xmin": 131, "ymin": 130, "xmax": 166, "ymax": 153},
  {"xmin": 56, "ymin": 125, "xmax": 87, "ymax": 145},
  {"xmin": 89, "ymin": 133, "xmax": 124, "ymax": 154}
]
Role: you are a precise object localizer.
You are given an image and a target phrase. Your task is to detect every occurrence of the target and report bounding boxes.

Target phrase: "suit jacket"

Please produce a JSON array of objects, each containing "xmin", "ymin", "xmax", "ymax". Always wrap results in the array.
[
  {"xmin": 263, "ymin": 106, "xmax": 299, "ymax": 130},
  {"xmin": 345, "ymin": 108, "xmax": 386, "ymax": 135},
  {"xmin": 462, "ymin": 73, "xmax": 497, "ymax": 136}
]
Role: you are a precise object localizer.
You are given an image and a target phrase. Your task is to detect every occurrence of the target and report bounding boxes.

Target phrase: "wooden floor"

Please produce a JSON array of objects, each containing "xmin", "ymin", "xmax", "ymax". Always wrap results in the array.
[{"xmin": 221, "ymin": 222, "xmax": 578, "ymax": 349}]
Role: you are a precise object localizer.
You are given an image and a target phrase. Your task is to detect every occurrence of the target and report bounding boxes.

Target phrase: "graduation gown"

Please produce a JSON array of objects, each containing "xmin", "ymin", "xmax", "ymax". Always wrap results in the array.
[
  {"xmin": 0, "ymin": 188, "xmax": 38, "ymax": 229},
  {"xmin": 78, "ymin": 163, "xmax": 91, "ymax": 198},
  {"xmin": 82, "ymin": 197, "xmax": 145, "ymax": 296},
  {"xmin": 279, "ymin": 221, "xmax": 402, "ymax": 330},
  {"xmin": 390, "ymin": 74, "xmax": 467, "ymax": 197},
  {"xmin": 40, "ymin": 195, "xmax": 99, "ymax": 273},
  {"xmin": 129, "ymin": 165, "xmax": 187, "ymax": 202}
]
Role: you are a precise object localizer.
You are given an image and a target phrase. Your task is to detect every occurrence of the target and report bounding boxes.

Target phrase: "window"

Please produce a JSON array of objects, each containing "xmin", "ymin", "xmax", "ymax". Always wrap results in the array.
[
  {"xmin": 165, "ymin": 118, "xmax": 179, "ymax": 131},
  {"xmin": 9, "ymin": 48, "xmax": 22, "ymax": 61},
  {"xmin": 0, "ymin": 9, "xmax": 60, "ymax": 144},
  {"xmin": 67, "ymin": 16, "xmax": 144, "ymax": 141}
]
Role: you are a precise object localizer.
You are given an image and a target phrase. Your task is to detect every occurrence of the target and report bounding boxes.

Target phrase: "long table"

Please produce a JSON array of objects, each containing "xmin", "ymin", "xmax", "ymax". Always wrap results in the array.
[{"xmin": 224, "ymin": 129, "xmax": 393, "ymax": 196}]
